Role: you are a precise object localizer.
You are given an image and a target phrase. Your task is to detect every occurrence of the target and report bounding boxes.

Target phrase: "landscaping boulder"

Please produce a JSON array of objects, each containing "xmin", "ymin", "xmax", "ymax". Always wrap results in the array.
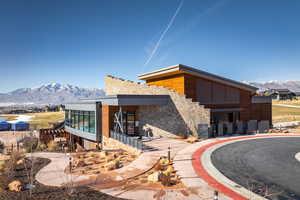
[
  {"xmin": 105, "ymin": 158, "xmax": 121, "ymax": 171},
  {"xmin": 147, "ymin": 172, "xmax": 161, "ymax": 182},
  {"xmin": 73, "ymin": 159, "xmax": 86, "ymax": 168},
  {"xmin": 162, "ymin": 166, "xmax": 174, "ymax": 176},
  {"xmin": 104, "ymin": 161, "xmax": 117, "ymax": 171},
  {"xmin": 8, "ymin": 180, "xmax": 22, "ymax": 192},
  {"xmin": 186, "ymin": 136, "xmax": 199, "ymax": 143},
  {"xmin": 16, "ymin": 159, "xmax": 24, "ymax": 166},
  {"xmin": 159, "ymin": 157, "xmax": 170, "ymax": 166},
  {"xmin": 159, "ymin": 173, "xmax": 171, "ymax": 186}
]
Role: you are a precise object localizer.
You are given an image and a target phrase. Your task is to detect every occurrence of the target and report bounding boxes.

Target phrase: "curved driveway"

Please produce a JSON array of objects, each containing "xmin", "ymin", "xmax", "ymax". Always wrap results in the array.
[{"xmin": 211, "ymin": 137, "xmax": 300, "ymax": 199}]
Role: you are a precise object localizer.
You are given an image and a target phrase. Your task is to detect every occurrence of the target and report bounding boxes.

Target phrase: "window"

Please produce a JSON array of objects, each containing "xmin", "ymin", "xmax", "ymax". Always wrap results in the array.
[
  {"xmin": 89, "ymin": 111, "xmax": 96, "ymax": 134},
  {"xmin": 113, "ymin": 111, "xmax": 136, "ymax": 136},
  {"xmin": 79, "ymin": 111, "xmax": 84, "ymax": 131},
  {"xmin": 66, "ymin": 109, "xmax": 96, "ymax": 134},
  {"xmin": 83, "ymin": 111, "xmax": 89, "ymax": 132}
]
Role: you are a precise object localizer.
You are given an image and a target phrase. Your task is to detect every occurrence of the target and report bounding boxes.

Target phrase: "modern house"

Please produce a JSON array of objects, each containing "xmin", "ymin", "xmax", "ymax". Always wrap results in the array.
[
  {"xmin": 64, "ymin": 64, "xmax": 272, "ymax": 150},
  {"xmin": 264, "ymin": 89, "xmax": 296, "ymax": 100}
]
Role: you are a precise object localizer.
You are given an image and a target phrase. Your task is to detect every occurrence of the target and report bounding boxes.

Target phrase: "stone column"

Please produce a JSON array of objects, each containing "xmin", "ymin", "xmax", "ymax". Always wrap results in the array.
[
  {"xmin": 198, "ymin": 124, "xmax": 209, "ymax": 139},
  {"xmin": 236, "ymin": 121, "xmax": 244, "ymax": 134},
  {"xmin": 258, "ymin": 120, "xmax": 270, "ymax": 133},
  {"xmin": 218, "ymin": 123, "xmax": 224, "ymax": 136},
  {"xmin": 247, "ymin": 120, "xmax": 258, "ymax": 134}
]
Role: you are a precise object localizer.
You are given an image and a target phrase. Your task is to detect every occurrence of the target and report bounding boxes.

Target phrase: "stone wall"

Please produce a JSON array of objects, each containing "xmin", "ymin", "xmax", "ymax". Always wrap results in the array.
[
  {"xmin": 102, "ymin": 136, "xmax": 141, "ymax": 155},
  {"xmin": 105, "ymin": 76, "xmax": 210, "ymax": 138}
]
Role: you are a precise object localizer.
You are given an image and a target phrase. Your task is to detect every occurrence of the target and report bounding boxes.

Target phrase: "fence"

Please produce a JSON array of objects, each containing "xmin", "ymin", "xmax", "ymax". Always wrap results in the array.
[
  {"xmin": 110, "ymin": 131, "xmax": 143, "ymax": 150},
  {"xmin": 39, "ymin": 129, "xmax": 69, "ymax": 144}
]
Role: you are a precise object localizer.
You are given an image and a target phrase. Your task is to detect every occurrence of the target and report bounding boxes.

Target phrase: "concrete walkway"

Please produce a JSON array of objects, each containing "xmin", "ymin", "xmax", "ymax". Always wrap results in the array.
[
  {"xmin": 273, "ymin": 104, "xmax": 300, "ymax": 109},
  {"xmin": 29, "ymin": 137, "xmax": 189, "ymax": 187},
  {"xmin": 173, "ymin": 134, "xmax": 300, "ymax": 200},
  {"xmin": 30, "ymin": 138, "xmax": 204, "ymax": 199},
  {"xmin": 28, "ymin": 152, "xmax": 94, "ymax": 187},
  {"xmin": 173, "ymin": 138, "xmax": 231, "ymax": 200}
]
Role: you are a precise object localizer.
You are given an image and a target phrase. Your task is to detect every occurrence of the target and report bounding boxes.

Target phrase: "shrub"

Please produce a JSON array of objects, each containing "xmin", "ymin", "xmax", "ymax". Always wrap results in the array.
[
  {"xmin": 37, "ymin": 143, "xmax": 47, "ymax": 151},
  {"xmin": 22, "ymin": 137, "xmax": 38, "ymax": 152},
  {"xmin": 0, "ymin": 142, "xmax": 4, "ymax": 153},
  {"xmin": 47, "ymin": 141, "xmax": 59, "ymax": 151},
  {"xmin": 3, "ymin": 151, "xmax": 24, "ymax": 177},
  {"xmin": 0, "ymin": 160, "xmax": 5, "ymax": 171}
]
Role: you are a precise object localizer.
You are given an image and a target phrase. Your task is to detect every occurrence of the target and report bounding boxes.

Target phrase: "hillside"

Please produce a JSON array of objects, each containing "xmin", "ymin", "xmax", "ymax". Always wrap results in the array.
[
  {"xmin": 246, "ymin": 81, "xmax": 300, "ymax": 92},
  {"xmin": 0, "ymin": 83, "xmax": 105, "ymax": 105}
]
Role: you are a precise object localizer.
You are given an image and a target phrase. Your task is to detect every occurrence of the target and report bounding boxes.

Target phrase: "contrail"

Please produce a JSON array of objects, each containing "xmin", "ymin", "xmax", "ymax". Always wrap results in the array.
[{"xmin": 144, "ymin": 0, "xmax": 184, "ymax": 67}]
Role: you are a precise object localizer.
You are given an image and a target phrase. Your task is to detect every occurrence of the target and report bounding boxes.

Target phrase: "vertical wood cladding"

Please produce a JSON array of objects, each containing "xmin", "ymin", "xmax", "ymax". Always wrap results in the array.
[
  {"xmin": 184, "ymin": 74, "xmax": 241, "ymax": 104},
  {"xmin": 102, "ymin": 105, "xmax": 110, "ymax": 137},
  {"xmin": 143, "ymin": 72, "xmax": 271, "ymax": 123},
  {"xmin": 146, "ymin": 74, "xmax": 185, "ymax": 95}
]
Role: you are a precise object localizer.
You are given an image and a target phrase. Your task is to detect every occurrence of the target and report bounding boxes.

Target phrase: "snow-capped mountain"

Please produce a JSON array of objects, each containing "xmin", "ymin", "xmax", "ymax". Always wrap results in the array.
[
  {"xmin": 0, "ymin": 83, "xmax": 105, "ymax": 104},
  {"xmin": 245, "ymin": 81, "xmax": 300, "ymax": 92}
]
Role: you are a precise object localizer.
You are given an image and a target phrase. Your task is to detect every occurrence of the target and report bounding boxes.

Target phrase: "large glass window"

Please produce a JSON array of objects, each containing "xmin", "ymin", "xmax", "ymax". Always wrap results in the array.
[
  {"xmin": 83, "ymin": 111, "xmax": 89, "ymax": 132},
  {"xmin": 66, "ymin": 109, "xmax": 96, "ymax": 134},
  {"xmin": 79, "ymin": 111, "xmax": 84, "ymax": 131},
  {"xmin": 89, "ymin": 111, "xmax": 96, "ymax": 134},
  {"xmin": 113, "ymin": 111, "xmax": 136, "ymax": 136},
  {"xmin": 74, "ymin": 111, "xmax": 79, "ymax": 129}
]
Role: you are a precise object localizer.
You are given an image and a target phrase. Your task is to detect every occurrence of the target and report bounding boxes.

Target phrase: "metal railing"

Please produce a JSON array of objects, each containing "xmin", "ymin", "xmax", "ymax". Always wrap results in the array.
[{"xmin": 110, "ymin": 131, "xmax": 143, "ymax": 150}]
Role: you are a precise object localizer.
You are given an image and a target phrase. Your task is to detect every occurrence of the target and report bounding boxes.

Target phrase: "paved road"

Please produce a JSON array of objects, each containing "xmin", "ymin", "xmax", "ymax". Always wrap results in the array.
[{"xmin": 211, "ymin": 137, "xmax": 300, "ymax": 200}]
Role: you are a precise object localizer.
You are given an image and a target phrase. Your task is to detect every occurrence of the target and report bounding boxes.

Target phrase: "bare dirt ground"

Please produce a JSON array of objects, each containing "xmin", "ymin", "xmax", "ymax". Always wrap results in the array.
[{"xmin": 0, "ymin": 157, "xmax": 125, "ymax": 200}]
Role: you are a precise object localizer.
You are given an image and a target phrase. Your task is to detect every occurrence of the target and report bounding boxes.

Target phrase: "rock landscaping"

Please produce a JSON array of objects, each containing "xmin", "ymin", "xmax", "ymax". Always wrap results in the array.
[
  {"xmin": 70, "ymin": 150, "xmax": 137, "ymax": 175},
  {"xmin": 122, "ymin": 156, "xmax": 184, "ymax": 190},
  {"xmin": 0, "ymin": 154, "xmax": 126, "ymax": 200}
]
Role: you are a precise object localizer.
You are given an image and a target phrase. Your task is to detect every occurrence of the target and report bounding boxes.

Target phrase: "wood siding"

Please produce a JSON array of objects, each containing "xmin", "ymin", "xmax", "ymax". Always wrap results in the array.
[
  {"xmin": 101, "ymin": 105, "xmax": 138, "ymax": 138},
  {"xmin": 146, "ymin": 74, "xmax": 185, "ymax": 95},
  {"xmin": 144, "ymin": 72, "xmax": 271, "ymax": 123}
]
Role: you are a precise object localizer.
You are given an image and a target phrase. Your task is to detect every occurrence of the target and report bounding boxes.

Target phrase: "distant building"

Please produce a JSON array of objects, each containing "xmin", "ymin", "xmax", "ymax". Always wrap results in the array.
[
  {"xmin": 295, "ymin": 92, "xmax": 300, "ymax": 97},
  {"xmin": 264, "ymin": 89, "xmax": 296, "ymax": 100}
]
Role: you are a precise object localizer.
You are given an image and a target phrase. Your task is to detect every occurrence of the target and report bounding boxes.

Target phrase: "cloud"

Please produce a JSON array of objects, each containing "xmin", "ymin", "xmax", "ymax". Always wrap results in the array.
[
  {"xmin": 143, "ymin": 0, "xmax": 184, "ymax": 67},
  {"xmin": 162, "ymin": 0, "xmax": 230, "ymax": 48}
]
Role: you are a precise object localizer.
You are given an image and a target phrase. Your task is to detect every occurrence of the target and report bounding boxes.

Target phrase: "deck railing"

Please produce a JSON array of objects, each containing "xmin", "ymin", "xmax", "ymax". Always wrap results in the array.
[{"xmin": 110, "ymin": 131, "xmax": 143, "ymax": 150}]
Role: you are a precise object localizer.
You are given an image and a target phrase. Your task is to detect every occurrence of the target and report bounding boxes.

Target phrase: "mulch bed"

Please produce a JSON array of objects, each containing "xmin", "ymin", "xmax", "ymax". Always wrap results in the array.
[{"xmin": 0, "ymin": 157, "xmax": 126, "ymax": 200}]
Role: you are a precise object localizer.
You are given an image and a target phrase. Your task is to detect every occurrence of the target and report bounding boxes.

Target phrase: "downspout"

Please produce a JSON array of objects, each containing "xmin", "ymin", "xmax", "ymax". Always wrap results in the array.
[{"xmin": 96, "ymin": 102, "xmax": 102, "ymax": 150}]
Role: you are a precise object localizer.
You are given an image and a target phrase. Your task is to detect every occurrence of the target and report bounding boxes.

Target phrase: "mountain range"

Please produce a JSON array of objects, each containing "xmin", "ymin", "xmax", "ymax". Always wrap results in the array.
[
  {"xmin": 0, "ymin": 80, "xmax": 299, "ymax": 105},
  {"xmin": 245, "ymin": 81, "xmax": 300, "ymax": 92},
  {"xmin": 0, "ymin": 83, "xmax": 105, "ymax": 105}
]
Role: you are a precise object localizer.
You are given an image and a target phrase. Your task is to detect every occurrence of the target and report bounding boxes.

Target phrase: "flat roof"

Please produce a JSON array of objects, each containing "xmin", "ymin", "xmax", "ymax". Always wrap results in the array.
[
  {"xmin": 65, "ymin": 94, "xmax": 170, "ymax": 107},
  {"xmin": 138, "ymin": 64, "xmax": 258, "ymax": 93}
]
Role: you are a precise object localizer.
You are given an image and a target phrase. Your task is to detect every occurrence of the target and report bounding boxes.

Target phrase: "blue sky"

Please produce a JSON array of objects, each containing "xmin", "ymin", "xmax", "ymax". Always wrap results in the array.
[{"xmin": 1, "ymin": 0, "xmax": 300, "ymax": 92}]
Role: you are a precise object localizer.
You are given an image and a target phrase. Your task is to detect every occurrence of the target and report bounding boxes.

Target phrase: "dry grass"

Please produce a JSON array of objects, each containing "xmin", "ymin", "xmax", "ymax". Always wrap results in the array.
[
  {"xmin": 273, "ymin": 99, "xmax": 300, "ymax": 106},
  {"xmin": 27, "ymin": 112, "xmax": 64, "ymax": 129},
  {"xmin": 0, "ymin": 115, "xmax": 17, "ymax": 121},
  {"xmin": 0, "ymin": 112, "xmax": 64, "ymax": 129},
  {"xmin": 272, "ymin": 105, "xmax": 300, "ymax": 123}
]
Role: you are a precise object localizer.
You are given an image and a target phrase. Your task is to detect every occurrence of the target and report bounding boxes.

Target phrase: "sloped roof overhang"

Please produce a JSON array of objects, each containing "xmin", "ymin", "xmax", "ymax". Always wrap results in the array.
[
  {"xmin": 65, "ymin": 95, "xmax": 170, "ymax": 110},
  {"xmin": 138, "ymin": 64, "xmax": 258, "ymax": 93}
]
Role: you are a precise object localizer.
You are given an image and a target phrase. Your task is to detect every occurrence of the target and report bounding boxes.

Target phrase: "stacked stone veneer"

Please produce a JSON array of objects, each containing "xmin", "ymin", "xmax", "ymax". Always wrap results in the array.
[{"xmin": 105, "ymin": 76, "xmax": 210, "ymax": 138}]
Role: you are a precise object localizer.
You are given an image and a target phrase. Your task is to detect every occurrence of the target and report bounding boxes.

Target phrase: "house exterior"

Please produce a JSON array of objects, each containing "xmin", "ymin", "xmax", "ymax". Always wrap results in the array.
[
  {"xmin": 264, "ymin": 89, "xmax": 296, "ymax": 100},
  {"xmin": 295, "ymin": 92, "xmax": 300, "ymax": 98},
  {"xmin": 64, "ymin": 64, "xmax": 272, "ymax": 151}
]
